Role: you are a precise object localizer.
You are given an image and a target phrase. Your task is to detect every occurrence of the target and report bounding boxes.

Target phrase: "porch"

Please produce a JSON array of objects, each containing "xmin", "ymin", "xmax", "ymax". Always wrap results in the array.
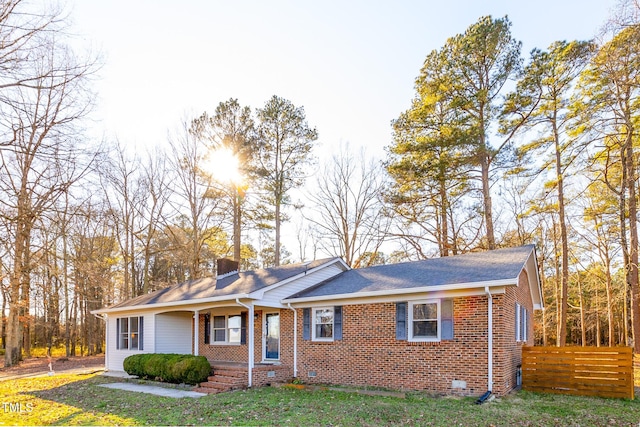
[{"xmin": 193, "ymin": 361, "xmax": 293, "ymax": 394}]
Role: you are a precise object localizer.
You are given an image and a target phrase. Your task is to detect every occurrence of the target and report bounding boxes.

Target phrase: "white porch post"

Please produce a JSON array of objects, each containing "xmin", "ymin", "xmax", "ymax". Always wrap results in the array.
[
  {"xmin": 236, "ymin": 298, "xmax": 254, "ymax": 387},
  {"xmin": 193, "ymin": 310, "xmax": 199, "ymax": 356},
  {"xmin": 248, "ymin": 303, "xmax": 254, "ymax": 386}
]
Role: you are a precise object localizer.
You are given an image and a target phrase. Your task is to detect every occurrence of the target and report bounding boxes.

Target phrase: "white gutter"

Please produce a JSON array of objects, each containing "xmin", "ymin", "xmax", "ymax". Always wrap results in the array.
[
  {"xmin": 287, "ymin": 303, "xmax": 298, "ymax": 378},
  {"xmin": 485, "ymin": 286, "xmax": 493, "ymax": 393},
  {"xmin": 282, "ymin": 278, "xmax": 517, "ymax": 305},
  {"xmin": 235, "ymin": 298, "xmax": 254, "ymax": 387},
  {"xmin": 92, "ymin": 293, "xmax": 251, "ymax": 315},
  {"xmin": 94, "ymin": 313, "xmax": 108, "ymax": 372}
]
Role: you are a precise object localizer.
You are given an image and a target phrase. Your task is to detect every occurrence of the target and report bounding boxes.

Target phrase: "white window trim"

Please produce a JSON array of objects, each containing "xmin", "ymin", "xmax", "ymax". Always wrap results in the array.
[
  {"xmin": 211, "ymin": 314, "xmax": 242, "ymax": 345},
  {"xmin": 408, "ymin": 299, "xmax": 441, "ymax": 342},
  {"xmin": 522, "ymin": 306, "xmax": 528, "ymax": 342},
  {"xmin": 263, "ymin": 311, "xmax": 281, "ymax": 361},
  {"xmin": 118, "ymin": 316, "xmax": 142, "ymax": 351},
  {"xmin": 312, "ymin": 307, "xmax": 334, "ymax": 342},
  {"xmin": 516, "ymin": 303, "xmax": 521, "ymax": 342}
]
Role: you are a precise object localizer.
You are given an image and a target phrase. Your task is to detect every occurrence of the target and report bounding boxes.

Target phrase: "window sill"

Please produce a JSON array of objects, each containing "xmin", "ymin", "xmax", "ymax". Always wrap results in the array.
[{"xmin": 408, "ymin": 338, "xmax": 441, "ymax": 343}]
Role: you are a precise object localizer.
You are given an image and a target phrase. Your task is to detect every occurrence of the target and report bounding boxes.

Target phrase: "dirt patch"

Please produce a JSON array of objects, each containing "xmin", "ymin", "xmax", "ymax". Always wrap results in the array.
[{"xmin": 0, "ymin": 354, "xmax": 104, "ymax": 378}]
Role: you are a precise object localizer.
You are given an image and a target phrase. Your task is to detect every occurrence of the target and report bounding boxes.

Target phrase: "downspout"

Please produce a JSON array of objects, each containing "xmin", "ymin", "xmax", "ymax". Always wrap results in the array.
[
  {"xmin": 287, "ymin": 303, "xmax": 297, "ymax": 378},
  {"xmin": 193, "ymin": 310, "xmax": 199, "ymax": 356},
  {"xmin": 484, "ymin": 286, "xmax": 493, "ymax": 393},
  {"xmin": 93, "ymin": 313, "xmax": 108, "ymax": 371},
  {"xmin": 236, "ymin": 298, "xmax": 254, "ymax": 387}
]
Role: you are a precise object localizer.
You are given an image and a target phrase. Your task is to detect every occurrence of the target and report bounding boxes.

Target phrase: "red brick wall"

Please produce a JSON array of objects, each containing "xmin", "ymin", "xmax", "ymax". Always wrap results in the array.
[
  {"xmin": 197, "ymin": 310, "xmax": 264, "ymax": 363},
  {"xmin": 197, "ymin": 308, "xmax": 295, "ymax": 371},
  {"xmin": 296, "ymin": 285, "xmax": 535, "ymax": 397},
  {"xmin": 296, "ymin": 298, "xmax": 490, "ymax": 396},
  {"xmin": 493, "ymin": 270, "xmax": 535, "ymax": 395}
]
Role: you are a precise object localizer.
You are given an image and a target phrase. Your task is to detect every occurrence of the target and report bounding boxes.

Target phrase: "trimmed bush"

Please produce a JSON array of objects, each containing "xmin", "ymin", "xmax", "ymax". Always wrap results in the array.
[{"xmin": 123, "ymin": 353, "xmax": 211, "ymax": 385}]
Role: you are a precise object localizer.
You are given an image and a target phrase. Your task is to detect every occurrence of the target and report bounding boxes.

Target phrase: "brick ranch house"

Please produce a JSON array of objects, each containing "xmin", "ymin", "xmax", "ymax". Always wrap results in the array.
[{"xmin": 93, "ymin": 245, "xmax": 542, "ymax": 397}]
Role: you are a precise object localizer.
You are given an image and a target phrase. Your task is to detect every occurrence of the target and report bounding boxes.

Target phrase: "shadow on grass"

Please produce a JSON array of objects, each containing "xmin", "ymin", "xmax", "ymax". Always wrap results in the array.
[{"xmin": 16, "ymin": 375, "xmax": 640, "ymax": 426}]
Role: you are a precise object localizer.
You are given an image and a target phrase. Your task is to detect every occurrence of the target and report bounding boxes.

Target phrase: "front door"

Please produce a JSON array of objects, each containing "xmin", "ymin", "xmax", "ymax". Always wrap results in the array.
[{"xmin": 265, "ymin": 313, "xmax": 280, "ymax": 360}]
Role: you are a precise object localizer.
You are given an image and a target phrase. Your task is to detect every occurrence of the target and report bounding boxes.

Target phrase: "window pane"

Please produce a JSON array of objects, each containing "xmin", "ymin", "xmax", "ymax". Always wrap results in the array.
[
  {"xmin": 413, "ymin": 303, "xmax": 437, "ymax": 320},
  {"xmin": 315, "ymin": 308, "xmax": 333, "ymax": 324},
  {"xmin": 228, "ymin": 315, "xmax": 241, "ymax": 329},
  {"xmin": 130, "ymin": 317, "xmax": 139, "ymax": 334},
  {"xmin": 316, "ymin": 324, "xmax": 333, "ymax": 338},
  {"xmin": 213, "ymin": 316, "xmax": 226, "ymax": 328},
  {"xmin": 121, "ymin": 336, "xmax": 129, "ymax": 349},
  {"xmin": 131, "ymin": 332, "xmax": 139, "ymax": 350},
  {"xmin": 214, "ymin": 329, "xmax": 226, "ymax": 342},
  {"xmin": 229, "ymin": 328, "xmax": 241, "ymax": 343},
  {"xmin": 120, "ymin": 318, "xmax": 128, "ymax": 333},
  {"xmin": 413, "ymin": 320, "xmax": 437, "ymax": 338}
]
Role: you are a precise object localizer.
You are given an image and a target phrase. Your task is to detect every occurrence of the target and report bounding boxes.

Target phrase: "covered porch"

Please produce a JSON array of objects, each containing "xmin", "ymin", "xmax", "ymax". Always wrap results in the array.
[{"xmin": 157, "ymin": 300, "xmax": 295, "ymax": 390}]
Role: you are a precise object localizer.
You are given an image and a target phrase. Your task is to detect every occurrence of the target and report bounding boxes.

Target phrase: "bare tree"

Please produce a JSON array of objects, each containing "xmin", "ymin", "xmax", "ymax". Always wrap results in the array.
[
  {"xmin": 166, "ymin": 119, "xmax": 228, "ymax": 279},
  {"xmin": 306, "ymin": 145, "xmax": 389, "ymax": 268}
]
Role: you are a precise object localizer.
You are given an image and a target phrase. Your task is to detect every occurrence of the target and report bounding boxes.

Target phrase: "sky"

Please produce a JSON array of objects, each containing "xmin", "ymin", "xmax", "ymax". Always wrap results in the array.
[
  {"xmin": 67, "ymin": 0, "xmax": 618, "ymax": 260},
  {"xmin": 69, "ymin": 0, "xmax": 618, "ymax": 160}
]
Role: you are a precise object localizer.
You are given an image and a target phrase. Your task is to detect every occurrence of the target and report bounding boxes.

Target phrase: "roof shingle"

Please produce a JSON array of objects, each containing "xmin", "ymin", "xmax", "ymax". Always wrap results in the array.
[{"xmin": 287, "ymin": 245, "xmax": 535, "ymax": 300}]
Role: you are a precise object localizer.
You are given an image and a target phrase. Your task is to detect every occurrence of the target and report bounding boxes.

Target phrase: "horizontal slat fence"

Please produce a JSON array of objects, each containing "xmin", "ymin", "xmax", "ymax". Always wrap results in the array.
[{"xmin": 522, "ymin": 346, "xmax": 634, "ymax": 399}]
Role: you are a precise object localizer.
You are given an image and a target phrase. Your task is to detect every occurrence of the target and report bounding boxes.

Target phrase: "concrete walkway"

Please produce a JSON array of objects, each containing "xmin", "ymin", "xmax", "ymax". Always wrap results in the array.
[
  {"xmin": 99, "ymin": 382, "xmax": 206, "ymax": 398},
  {"xmin": 0, "ymin": 367, "xmax": 105, "ymax": 382}
]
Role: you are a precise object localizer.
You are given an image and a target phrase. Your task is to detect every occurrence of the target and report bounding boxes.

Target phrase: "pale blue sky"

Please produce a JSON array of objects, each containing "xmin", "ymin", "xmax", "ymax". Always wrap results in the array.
[{"xmin": 70, "ymin": 0, "xmax": 617, "ymax": 159}]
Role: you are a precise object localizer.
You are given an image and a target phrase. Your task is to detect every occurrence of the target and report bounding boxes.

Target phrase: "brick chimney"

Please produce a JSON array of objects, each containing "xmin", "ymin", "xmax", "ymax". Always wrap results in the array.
[{"xmin": 216, "ymin": 258, "xmax": 239, "ymax": 279}]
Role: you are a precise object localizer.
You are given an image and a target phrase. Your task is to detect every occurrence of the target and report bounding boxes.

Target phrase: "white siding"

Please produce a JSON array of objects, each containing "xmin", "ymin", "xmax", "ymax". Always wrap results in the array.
[
  {"xmin": 155, "ymin": 311, "xmax": 193, "ymax": 354},
  {"xmin": 261, "ymin": 264, "xmax": 345, "ymax": 305},
  {"xmin": 107, "ymin": 313, "xmax": 155, "ymax": 372}
]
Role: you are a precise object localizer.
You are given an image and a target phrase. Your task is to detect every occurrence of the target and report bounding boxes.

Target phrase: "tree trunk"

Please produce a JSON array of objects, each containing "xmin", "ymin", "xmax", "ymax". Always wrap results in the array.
[
  {"xmin": 578, "ymin": 274, "xmax": 586, "ymax": 346},
  {"xmin": 440, "ymin": 180, "xmax": 449, "ymax": 257},
  {"xmin": 554, "ymin": 120, "xmax": 570, "ymax": 347},
  {"xmin": 275, "ymin": 198, "xmax": 281, "ymax": 266},
  {"xmin": 625, "ymin": 135, "xmax": 640, "ymax": 353},
  {"xmin": 479, "ymin": 146, "xmax": 495, "ymax": 250}
]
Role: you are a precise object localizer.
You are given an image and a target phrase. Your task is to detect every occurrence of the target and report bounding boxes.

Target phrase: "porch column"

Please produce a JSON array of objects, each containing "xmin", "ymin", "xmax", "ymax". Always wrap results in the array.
[
  {"xmin": 193, "ymin": 310, "xmax": 199, "ymax": 356},
  {"xmin": 236, "ymin": 298, "xmax": 254, "ymax": 387},
  {"xmin": 248, "ymin": 303, "xmax": 255, "ymax": 384}
]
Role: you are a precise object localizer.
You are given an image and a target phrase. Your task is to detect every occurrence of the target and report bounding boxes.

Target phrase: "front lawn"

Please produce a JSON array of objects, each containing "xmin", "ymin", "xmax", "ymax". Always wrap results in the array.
[{"xmin": 1, "ymin": 373, "xmax": 639, "ymax": 426}]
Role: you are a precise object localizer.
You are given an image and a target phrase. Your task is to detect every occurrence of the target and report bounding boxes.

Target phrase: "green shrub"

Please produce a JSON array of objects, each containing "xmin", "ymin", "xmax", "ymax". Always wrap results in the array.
[{"xmin": 123, "ymin": 353, "xmax": 211, "ymax": 385}]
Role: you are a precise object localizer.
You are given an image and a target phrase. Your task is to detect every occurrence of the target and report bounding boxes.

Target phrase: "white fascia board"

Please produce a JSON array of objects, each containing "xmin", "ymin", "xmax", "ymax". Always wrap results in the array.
[
  {"xmin": 248, "ymin": 258, "xmax": 349, "ymax": 300},
  {"xmin": 293, "ymin": 287, "xmax": 508, "ymax": 308},
  {"xmin": 526, "ymin": 249, "xmax": 544, "ymax": 310},
  {"xmin": 91, "ymin": 293, "xmax": 251, "ymax": 315},
  {"xmin": 282, "ymin": 279, "xmax": 516, "ymax": 305}
]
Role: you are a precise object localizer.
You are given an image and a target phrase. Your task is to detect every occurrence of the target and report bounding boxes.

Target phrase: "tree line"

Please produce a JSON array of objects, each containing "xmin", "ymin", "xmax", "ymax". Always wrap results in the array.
[{"xmin": 1, "ymin": 0, "xmax": 639, "ymax": 367}]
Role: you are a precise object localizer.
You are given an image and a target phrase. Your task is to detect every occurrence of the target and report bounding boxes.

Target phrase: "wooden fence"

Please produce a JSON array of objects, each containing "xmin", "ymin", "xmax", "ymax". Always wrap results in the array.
[{"xmin": 522, "ymin": 346, "xmax": 634, "ymax": 399}]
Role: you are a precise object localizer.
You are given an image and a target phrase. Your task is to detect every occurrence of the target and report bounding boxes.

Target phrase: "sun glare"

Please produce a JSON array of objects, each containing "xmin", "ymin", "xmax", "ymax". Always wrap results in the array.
[{"xmin": 205, "ymin": 147, "xmax": 243, "ymax": 185}]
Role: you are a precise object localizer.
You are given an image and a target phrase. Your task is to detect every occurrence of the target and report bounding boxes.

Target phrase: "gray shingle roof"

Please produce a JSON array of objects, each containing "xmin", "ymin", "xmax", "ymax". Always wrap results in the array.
[
  {"xmin": 286, "ymin": 245, "xmax": 536, "ymax": 300},
  {"xmin": 105, "ymin": 258, "xmax": 337, "ymax": 310}
]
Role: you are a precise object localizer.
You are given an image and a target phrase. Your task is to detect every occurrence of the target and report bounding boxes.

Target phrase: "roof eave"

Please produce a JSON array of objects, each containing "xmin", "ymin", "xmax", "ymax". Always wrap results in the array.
[
  {"xmin": 91, "ymin": 293, "xmax": 251, "ymax": 315},
  {"xmin": 282, "ymin": 278, "xmax": 518, "ymax": 304}
]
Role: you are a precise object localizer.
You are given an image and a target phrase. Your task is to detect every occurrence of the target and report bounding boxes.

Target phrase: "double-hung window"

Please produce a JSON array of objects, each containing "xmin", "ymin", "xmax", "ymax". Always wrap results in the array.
[
  {"xmin": 409, "ymin": 300, "xmax": 440, "ymax": 342},
  {"xmin": 117, "ymin": 316, "xmax": 144, "ymax": 350},
  {"xmin": 313, "ymin": 307, "xmax": 334, "ymax": 341},
  {"xmin": 212, "ymin": 314, "xmax": 242, "ymax": 344}
]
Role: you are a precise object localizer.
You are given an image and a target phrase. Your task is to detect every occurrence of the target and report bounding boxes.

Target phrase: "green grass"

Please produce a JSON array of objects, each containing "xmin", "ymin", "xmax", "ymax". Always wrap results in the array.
[{"xmin": 1, "ymin": 373, "xmax": 639, "ymax": 426}]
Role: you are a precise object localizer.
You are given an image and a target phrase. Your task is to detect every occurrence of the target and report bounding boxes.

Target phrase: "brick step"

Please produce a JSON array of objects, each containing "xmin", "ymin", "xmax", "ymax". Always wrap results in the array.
[
  {"xmin": 206, "ymin": 375, "xmax": 246, "ymax": 386},
  {"xmin": 211, "ymin": 369, "xmax": 248, "ymax": 378},
  {"xmin": 197, "ymin": 380, "xmax": 246, "ymax": 393}
]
